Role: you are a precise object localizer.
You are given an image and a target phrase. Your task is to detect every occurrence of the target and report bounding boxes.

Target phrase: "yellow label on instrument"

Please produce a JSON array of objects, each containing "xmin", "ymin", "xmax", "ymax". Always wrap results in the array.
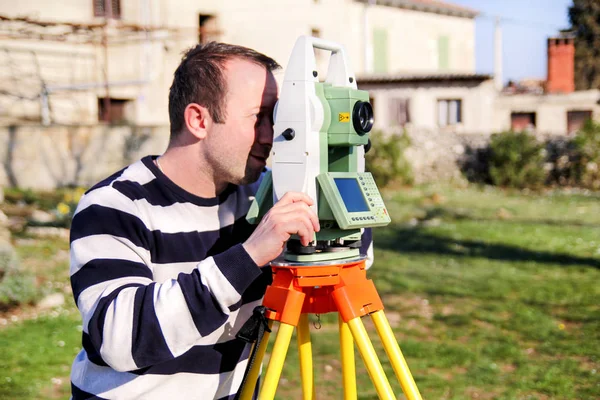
[{"xmin": 338, "ymin": 112, "xmax": 350, "ymax": 122}]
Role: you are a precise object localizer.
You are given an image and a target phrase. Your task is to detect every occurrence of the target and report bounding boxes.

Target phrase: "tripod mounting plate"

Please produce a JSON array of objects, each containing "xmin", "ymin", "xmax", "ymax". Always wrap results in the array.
[{"xmin": 271, "ymin": 254, "xmax": 366, "ymax": 267}]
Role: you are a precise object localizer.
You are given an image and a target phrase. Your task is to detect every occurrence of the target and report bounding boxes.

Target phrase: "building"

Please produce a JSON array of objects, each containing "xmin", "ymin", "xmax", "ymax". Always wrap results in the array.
[
  {"xmin": 0, "ymin": 0, "xmax": 481, "ymax": 128},
  {"xmin": 358, "ymin": 73, "xmax": 495, "ymax": 134},
  {"xmin": 494, "ymin": 32, "xmax": 600, "ymax": 135},
  {"xmin": 354, "ymin": 1, "xmax": 498, "ymax": 135}
]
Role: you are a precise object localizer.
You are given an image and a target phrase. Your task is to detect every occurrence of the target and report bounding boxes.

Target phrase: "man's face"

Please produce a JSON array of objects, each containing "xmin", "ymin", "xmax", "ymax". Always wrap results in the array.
[{"xmin": 205, "ymin": 58, "xmax": 278, "ymax": 186}]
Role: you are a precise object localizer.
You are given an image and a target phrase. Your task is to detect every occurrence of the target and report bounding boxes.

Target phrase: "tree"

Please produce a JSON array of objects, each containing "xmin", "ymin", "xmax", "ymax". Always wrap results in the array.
[{"xmin": 569, "ymin": 0, "xmax": 600, "ymax": 90}]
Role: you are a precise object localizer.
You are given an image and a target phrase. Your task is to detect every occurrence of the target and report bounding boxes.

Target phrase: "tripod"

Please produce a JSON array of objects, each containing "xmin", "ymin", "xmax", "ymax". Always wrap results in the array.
[{"xmin": 238, "ymin": 256, "xmax": 423, "ymax": 400}]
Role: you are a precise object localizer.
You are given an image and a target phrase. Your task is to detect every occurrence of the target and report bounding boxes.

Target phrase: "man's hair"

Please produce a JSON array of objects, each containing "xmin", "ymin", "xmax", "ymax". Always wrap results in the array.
[{"xmin": 168, "ymin": 42, "xmax": 280, "ymax": 138}]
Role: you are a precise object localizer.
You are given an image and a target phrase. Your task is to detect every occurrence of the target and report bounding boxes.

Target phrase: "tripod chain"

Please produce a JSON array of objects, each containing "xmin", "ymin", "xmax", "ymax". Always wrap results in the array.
[{"xmin": 313, "ymin": 314, "xmax": 322, "ymax": 330}]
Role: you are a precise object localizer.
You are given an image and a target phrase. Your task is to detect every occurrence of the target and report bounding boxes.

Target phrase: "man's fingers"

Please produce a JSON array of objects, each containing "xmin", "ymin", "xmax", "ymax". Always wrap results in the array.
[
  {"xmin": 275, "ymin": 191, "xmax": 315, "ymax": 207},
  {"xmin": 269, "ymin": 200, "xmax": 320, "ymax": 232},
  {"xmin": 274, "ymin": 212, "xmax": 315, "ymax": 244},
  {"xmin": 287, "ymin": 221, "xmax": 313, "ymax": 247}
]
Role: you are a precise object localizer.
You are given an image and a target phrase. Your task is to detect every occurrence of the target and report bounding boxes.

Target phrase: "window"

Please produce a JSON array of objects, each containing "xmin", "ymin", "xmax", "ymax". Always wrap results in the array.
[
  {"xmin": 438, "ymin": 35, "xmax": 450, "ymax": 70},
  {"xmin": 511, "ymin": 112, "xmax": 536, "ymax": 131},
  {"xmin": 199, "ymin": 14, "xmax": 219, "ymax": 44},
  {"xmin": 567, "ymin": 110, "xmax": 592, "ymax": 134},
  {"xmin": 98, "ymin": 97, "xmax": 131, "ymax": 123},
  {"xmin": 438, "ymin": 99, "xmax": 462, "ymax": 127},
  {"xmin": 389, "ymin": 98, "xmax": 410, "ymax": 127},
  {"xmin": 93, "ymin": 0, "xmax": 121, "ymax": 19}
]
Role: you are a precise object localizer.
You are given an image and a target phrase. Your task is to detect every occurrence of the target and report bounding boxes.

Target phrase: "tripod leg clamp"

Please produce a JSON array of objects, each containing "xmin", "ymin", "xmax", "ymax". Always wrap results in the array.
[{"xmin": 236, "ymin": 305, "xmax": 272, "ymax": 343}]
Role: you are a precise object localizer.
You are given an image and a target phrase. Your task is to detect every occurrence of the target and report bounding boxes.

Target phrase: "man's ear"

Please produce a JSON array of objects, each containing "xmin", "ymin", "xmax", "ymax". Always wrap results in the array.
[{"xmin": 184, "ymin": 103, "xmax": 211, "ymax": 140}]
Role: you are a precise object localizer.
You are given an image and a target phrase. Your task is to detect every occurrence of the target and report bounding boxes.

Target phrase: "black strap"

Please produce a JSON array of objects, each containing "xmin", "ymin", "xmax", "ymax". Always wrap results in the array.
[{"xmin": 234, "ymin": 306, "xmax": 272, "ymax": 400}]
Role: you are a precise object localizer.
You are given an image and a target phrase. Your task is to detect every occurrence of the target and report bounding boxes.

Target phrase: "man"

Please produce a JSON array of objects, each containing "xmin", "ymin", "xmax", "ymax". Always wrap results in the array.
[
  {"xmin": 69, "ymin": 41, "xmax": 317, "ymax": 399},
  {"xmin": 69, "ymin": 42, "xmax": 370, "ymax": 399}
]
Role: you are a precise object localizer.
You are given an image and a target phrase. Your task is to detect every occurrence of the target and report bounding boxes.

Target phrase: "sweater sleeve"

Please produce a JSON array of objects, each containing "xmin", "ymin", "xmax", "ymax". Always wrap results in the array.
[
  {"xmin": 360, "ymin": 228, "xmax": 374, "ymax": 270},
  {"xmin": 69, "ymin": 188, "xmax": 262, "ymax": 372}
]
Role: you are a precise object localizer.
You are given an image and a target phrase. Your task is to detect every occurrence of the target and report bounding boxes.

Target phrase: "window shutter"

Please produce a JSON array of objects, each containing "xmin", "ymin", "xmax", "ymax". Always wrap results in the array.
[
  {"xmin": 111, "ymin": 0, "xmax": 121, "ymax": 18},
  {"xmin": 438, "ymin": 36, "xmax": 449, "ymax": 70},
  {"xmin": 93, "ymin": 0, "xmax": 104, "ymax": 17},
  {"xmin": 448, "ymin": 100, "xmax": 458, "ymax": 125},
  {"xmin": 93, "ymin": 0, "xmax": 121, "ymax": 18},
  {"xmin": 373, "ymin": 28, "xmax": 388, "ymax": 74},
  {"xmin": 438, "ymin": 100, "xmax": 448, "ymax": 126}
]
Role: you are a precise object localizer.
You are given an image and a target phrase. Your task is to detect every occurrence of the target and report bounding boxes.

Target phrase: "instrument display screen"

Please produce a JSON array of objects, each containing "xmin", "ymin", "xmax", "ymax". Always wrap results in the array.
[{"xmin": 333, "ymin": 178, "xmax": 369, "ymax": 212}]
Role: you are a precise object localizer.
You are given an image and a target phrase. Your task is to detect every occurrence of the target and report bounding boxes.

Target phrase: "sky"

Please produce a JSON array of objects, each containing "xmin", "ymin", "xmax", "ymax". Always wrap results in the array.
[{"xmin": 449, "ymin": 0, "xmax": 573, "ymax": 83}]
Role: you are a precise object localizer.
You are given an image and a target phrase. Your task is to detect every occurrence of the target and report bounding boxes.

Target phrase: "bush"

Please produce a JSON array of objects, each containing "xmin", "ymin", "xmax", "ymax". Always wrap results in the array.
[
  {"xmin": 544, "ymin": 138, "xmax": 579, "ymax": 187},
  {"xmin": 488, "ymin": 131, "xmax": 546, "ymax": 189},
  {"xmin": 4, "ymin": 187, "xmax": 83, "ymax": 212},
  {"xmin": 0, "ymin": 241, "xmax": 37, "ymax": 310},
  {"xmin": 3, "ymin": 187, "xmax": 86, "ymax": 229},
  {"xmin": 460, "ymin": 144, "xmax": 492, "ymax": 184},
  {"xmin": 366, "ymin": 130, "xmax": 413, "ymax": 188},
  {"xmin": 570, "ymin": 119, "xmax": 600, "ymax": 189}
]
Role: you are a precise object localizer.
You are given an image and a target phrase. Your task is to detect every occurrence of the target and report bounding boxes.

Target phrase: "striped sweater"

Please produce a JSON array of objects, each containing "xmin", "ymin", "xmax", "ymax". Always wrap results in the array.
[
  {"xmin": 69, "ymin": 156, "xmax": 271, "ymax": 399},
  {"xmin": 69, "ymin": 155, "xmax": 373, "ymax": 399}
]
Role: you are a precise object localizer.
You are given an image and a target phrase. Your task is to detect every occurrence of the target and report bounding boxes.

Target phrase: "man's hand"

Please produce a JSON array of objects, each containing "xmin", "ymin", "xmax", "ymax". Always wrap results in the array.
[{"xmin": 243, "ymin": 192, "xmax": 320, "ymax": 266}]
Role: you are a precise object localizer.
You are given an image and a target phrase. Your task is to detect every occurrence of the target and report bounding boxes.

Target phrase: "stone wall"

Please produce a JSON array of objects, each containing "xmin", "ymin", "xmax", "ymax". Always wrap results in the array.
[
  {"xmin": 403, "ymin": 128, "xmax": 575, "ymax": 184},
  {"xmin": 0, "ymin": 124, "xmax": 577, "ymax": 190},
  {"xmin": 0, "ymin": 125, "xmax": 170, "ymax": 189},
  {"xmin": 403, "ymin": 128, "xmax": 490, "ymax": 184}
]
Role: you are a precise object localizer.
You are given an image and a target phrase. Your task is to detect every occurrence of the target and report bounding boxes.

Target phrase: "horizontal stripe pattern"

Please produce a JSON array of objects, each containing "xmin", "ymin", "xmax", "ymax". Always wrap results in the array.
[
  {"xmin": 71, "ymin": 349, "xmax": 252, "ymax": 400},
  {"xmin": 70, "ymin": 156, "xmax": 267, "ymax": 399},
  {"xmin": 71, "ymin": 204, "xmax": 255, "ymax": 264}
]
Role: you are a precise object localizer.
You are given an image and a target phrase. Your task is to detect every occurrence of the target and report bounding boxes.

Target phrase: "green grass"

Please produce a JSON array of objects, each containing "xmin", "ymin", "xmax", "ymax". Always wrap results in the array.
[
  {"xmin": 1, "ymin": 184, "xmax": 599, "ymax": 399},
  {"xmin": 0, "ymin": 311, "xmax": 81, "ymax": 399},
  {"xmin": 0, "ymin": 233, "xmax": 75, "ymax": 400},
  {"xmin": 271, "ymin": 184, "xmax": 600, "ymax": 399}
]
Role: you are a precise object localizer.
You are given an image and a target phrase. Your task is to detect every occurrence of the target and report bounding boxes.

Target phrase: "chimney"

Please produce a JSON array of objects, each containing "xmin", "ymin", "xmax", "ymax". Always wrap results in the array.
[{"xmin": 546, "ymin": 34, "xmax": 575, "ymax": 94}]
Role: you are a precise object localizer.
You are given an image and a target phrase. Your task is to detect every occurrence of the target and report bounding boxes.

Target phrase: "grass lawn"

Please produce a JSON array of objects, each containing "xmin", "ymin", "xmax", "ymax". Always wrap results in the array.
[{"xmin": 1, "ymin": 184, "xmax": 599, "ymax": 399}]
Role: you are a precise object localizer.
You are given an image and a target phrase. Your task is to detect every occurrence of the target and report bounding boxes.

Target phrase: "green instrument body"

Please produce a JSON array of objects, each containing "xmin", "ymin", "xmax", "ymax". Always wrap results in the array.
[{"xmin": 246, "ymin": 83, "xmax": 391, "ymax": 262}]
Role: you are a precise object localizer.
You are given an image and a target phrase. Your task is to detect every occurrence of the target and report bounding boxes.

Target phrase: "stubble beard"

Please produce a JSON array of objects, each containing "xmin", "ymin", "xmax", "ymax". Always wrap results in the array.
[
  {"xmin": 206, "ymin": 138, "xmax": 266, "ymax": 187},
  {"xmin": 239, "ymin": 161, "xmax": 263, "ymax": 186},
  {"xmin": 211, "ymin": 155, "xmax": 262, "ymax": 187}
]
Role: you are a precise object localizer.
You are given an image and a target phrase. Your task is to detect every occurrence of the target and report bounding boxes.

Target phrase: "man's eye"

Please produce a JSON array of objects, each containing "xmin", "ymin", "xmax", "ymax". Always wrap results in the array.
[{"xmin": 253, "ymin": 111, "xmax": 274, "ymax": 126}]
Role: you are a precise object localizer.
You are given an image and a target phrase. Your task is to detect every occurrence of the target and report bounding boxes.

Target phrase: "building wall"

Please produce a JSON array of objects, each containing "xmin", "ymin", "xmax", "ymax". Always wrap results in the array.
[
  {"xmin": 0, "ymin": 124, "xmax": 169, "ymax": 189},
  {"xmin": 364, "ymin": 5, "xmax": 475, "ymax": 74},
  {"xmin": 0, "ymin": 0, "xmax": 476, "ymax": 126},
  {"xmin": 493, "ymin": 90, "xmax": 600, "ymax": 135},
  {"xmin": 362, "ymin": 79, "xmax": 496, "ymax": 134}
]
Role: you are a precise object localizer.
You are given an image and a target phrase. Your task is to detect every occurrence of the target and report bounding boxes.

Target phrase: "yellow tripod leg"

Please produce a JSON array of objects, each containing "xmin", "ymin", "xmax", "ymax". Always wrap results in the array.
[
  {"xmin": 339, "ymin": 316, "xmax": 357, "ymax": 400},
  {"xmin": 259, "ymin": 322, "xmax": 295, "ymax": 400},
  {"xmin": 347, "ymin": 317, "xmax": 395, "ymax": 400},
  {"xmin": 371, "ymin": 310, "xmax": 423, "ymax": 400},
  {"xmin": 238, "ymin": 320, "xmax": 274, "ymax": 400},
  {"xmin": 297, "ymin": 314, "xmax": 315, "ymax": 400}
]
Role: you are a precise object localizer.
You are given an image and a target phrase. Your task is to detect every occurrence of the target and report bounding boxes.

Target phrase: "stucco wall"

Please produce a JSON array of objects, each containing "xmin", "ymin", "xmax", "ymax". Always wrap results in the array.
[
  {"xmin": 364, "ymin": 4, "xmax": 475, "ymax": 74},
  {"xmin": 363, "ymin": 79, "xmax": 496, "ymax": 134},
  {"xmin": 493, "ymin": 90, "xmax": 600, "ymax": 135},
  {"xmin": 0, "ymin": 0, "xmax": 475, "ymax": 126},
  {"xmin": 0, "ymin": 125, "xmax": 169, "ymax": 189}
]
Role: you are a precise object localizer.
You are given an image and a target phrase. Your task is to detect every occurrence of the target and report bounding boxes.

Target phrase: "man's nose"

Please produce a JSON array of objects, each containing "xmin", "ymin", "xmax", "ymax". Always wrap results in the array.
[{"xmin": 256, "ymin": 120, "xmax": 274, "ymax": 145}]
